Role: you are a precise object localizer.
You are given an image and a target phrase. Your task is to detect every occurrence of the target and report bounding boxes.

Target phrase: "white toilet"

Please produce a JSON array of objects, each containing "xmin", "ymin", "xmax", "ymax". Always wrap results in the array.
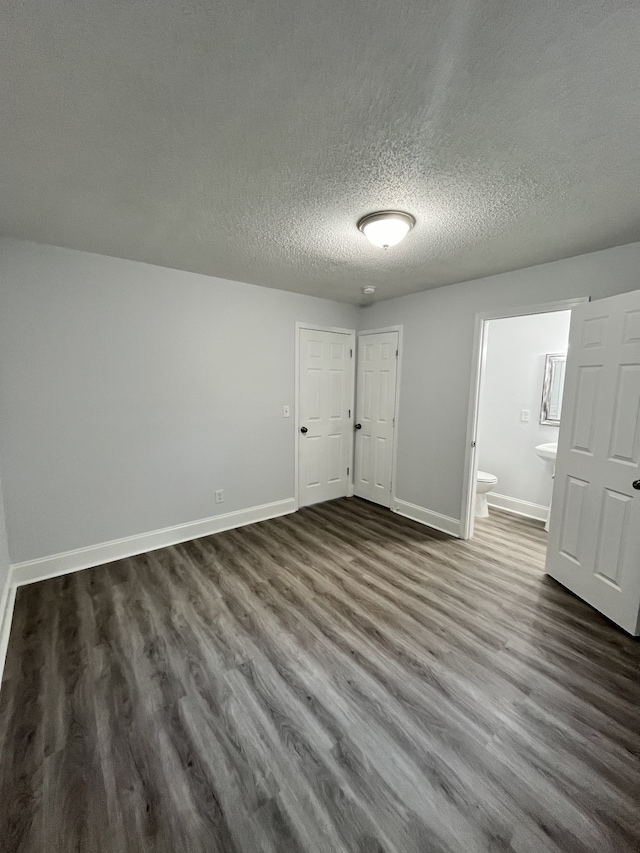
[{"xmin": 475, "ymin": 470, "xmax": 498, "ymax": 518}]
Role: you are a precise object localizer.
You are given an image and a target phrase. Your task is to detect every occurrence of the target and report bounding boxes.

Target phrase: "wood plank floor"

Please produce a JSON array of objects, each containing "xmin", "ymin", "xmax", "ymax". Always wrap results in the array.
[{"xmin": 1, "ymin": 498, "xmax": 639, "ymax": 853}]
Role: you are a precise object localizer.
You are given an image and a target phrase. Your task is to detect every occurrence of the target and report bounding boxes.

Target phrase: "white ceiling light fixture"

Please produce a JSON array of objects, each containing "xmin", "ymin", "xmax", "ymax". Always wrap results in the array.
[
  {"xmin": 362, "ymin": 286, "xmax": 376, "ymax": 294},
  {"xmin": 357, "ymin": 210, "xmax": 415, "ymax": 249}
]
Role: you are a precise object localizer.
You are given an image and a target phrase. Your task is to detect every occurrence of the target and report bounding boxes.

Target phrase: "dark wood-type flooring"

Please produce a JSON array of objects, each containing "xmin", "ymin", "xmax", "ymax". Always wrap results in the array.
[{"xmin": 1, "ymin": 499, "xmax": 639, "ymax": 852}]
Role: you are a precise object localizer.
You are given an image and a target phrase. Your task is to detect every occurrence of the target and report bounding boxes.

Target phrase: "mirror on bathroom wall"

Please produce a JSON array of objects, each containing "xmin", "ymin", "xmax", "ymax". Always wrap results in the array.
[{"xmin": 540, "ymin": 353, "xmax": 567, "ymax": 426}]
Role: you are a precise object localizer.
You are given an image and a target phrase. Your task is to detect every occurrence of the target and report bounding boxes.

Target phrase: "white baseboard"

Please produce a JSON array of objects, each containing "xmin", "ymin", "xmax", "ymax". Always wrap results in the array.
[
  {"xmin": 0, "ymin": 498, "xmax": 297, "ymax": 691},
  {"xmin": 10, "ymin": 498, "xmax": 297, "ymax": 588},
  {"xmin": 393, "ymin": 499, "xmax": 460, "ymax": 538},
  {"xmin": 0, "ymin": 576, "xmax": 16, "ymax": 685},
  {"xmin": 0, "ymin": 568, "xmax": 10, "ymax": 636},
  {"xmin": 487, "ymin": 492, "xmax": 549, "ymax": 522},
  {"xmin": 0, "ymin": 493, "xmax": 460, "ymax": 686}
]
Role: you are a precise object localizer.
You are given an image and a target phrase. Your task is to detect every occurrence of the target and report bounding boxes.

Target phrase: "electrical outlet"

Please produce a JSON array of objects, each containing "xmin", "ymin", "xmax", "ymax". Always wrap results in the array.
[
  {"xmin": 521, "ymin": 409, "xmax": 530, "ymax": 422},
  {"xmin": 283, "ymin": 405, "xmax": 291, "ymax": 418},
  {"xmin": 215, "ymin": 489, "xmax": 224, "ymax": 504}
]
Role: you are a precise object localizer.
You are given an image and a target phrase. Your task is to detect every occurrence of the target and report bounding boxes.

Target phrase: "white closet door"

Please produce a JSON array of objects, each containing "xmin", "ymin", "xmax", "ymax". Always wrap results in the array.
[
  {"xmin": 298, "ymin": 328, "xmax": 354, "ymax": 508},
  {"xmin": 354, "ymin": 332, "xmax": 398, "ymax": 508}
]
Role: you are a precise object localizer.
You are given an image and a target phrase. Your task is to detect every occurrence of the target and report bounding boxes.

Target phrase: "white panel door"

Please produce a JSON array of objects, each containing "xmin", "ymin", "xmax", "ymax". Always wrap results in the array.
[
  {"xmin": 546, "ymin": 290, "xmax": 640, "ymax": 635},
  {"xmin": 298, "ymin": 328, "xmax": 354, "ymax": 508},
  {"xmin": 354, "ymin": 331, "xmax": 399, "ymax": 508}
]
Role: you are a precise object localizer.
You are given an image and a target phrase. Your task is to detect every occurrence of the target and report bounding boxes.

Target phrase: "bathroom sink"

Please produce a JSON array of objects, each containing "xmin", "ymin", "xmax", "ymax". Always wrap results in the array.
[{"xmin": 535, "ymin": 442, "xmax": 558, "ymax": 463}]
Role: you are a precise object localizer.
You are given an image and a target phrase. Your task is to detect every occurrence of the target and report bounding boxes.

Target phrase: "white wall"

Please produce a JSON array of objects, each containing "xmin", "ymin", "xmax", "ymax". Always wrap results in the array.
[
  {"xmin": 1, "ymin": 239, "xmax": 639, "ymax": 562},
  {"xmin": 477, "ymin": 311, "xmax": 571, "ymax": 512},
  {"xmin": 0, "ymin": 239, "xmax": 358, "ymax": 563},
  {"xmin": 360, "ymin": 241, "xmax": 640, "ymax": 528}
]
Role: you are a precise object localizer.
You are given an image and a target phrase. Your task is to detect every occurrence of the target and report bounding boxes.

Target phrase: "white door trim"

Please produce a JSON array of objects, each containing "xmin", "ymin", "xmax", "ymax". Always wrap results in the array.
[
  {"xmin": 357, "ymin": 326, "xmax": 403, "ymax": 509},
  {"xmin": 460, "ymin": 298, "xmax": 589, "ymax": 540},
  {"xmin": 294, "ymin": 322, "xmax": 356, "ymax": 510}
]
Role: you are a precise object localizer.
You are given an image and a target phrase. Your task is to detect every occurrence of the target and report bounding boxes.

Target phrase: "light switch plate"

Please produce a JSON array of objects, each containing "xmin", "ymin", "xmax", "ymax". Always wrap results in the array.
[
  {"xmin": 283, "ymin": 405, "xmax": 291, "ymax": 418},
  {"xmin": 521, "ymin": 409, "xmax": 530, "ymax": 422}
]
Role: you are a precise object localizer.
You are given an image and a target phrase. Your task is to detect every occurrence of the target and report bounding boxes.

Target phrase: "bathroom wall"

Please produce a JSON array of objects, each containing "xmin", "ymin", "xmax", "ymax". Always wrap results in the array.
[{"xmin": 477, "ymin": 311, "xmax": 572, "ymax": 518}]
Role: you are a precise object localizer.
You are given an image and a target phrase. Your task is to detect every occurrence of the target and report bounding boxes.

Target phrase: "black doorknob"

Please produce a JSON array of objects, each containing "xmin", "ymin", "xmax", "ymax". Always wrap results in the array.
[
  {"xmin": 355, "ymin": 423, "xmax": 362, "ymax": 429},
  {"xmin": 300, "ymin": 426, "xmax": 308, "ymax": 434},
  {"xmin": 633, "ymin": 479, "xmax": 640, "ymax": 491}
]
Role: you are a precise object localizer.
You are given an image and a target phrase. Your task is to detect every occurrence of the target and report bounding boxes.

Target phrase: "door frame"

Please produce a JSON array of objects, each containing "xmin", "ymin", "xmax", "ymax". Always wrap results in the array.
[
  {"xmin": 460, "ymin": 299, "xmax": 588, "ymax": 540},
  {"xmin": 357, "ymin": 326, "xmax": 403, "ymax": 509},
  {"xmin": 294, "ymin": 322, "xmax": 357, "ymax": 510}
]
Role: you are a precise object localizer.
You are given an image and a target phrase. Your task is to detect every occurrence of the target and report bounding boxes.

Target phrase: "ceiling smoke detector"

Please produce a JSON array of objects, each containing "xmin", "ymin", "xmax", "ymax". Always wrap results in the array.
[{"xmin": 357, "ymin": 210, "xmax": 415, "ymax": 249}]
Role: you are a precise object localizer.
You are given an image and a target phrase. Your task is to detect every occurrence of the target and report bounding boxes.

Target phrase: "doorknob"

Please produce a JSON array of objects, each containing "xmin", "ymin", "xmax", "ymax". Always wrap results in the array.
[
  {"xmin": 633, "ymin": 480, "xmax": 640, "ymax": 491},
  {"xmin": 300, "ymin": 426, "xmax": 308, "ymax": 434},
  {"xmin": 355, "ymin": 423, "xmax": 362, "ymax": 430}
]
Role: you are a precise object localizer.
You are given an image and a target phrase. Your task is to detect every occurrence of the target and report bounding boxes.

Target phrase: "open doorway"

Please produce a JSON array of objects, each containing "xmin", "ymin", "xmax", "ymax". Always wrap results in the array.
[
  {"xmin": 461, "ymin": 291, "xmax": 640, "ymax": 634},
  {"xmin": 461, "ymin": 299, "xmax": 588, "ymax": 541}
]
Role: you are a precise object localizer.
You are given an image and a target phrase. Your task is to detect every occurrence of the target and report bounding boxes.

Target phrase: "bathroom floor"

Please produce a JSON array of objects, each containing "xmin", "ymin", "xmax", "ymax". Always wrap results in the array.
[
  {"xmin": 474, "ymin": 505, "xmax": 547, "ymax": 554},
  {"xmin": 1, "ymin": 499, "xmax": 639, "ymax": 853}
]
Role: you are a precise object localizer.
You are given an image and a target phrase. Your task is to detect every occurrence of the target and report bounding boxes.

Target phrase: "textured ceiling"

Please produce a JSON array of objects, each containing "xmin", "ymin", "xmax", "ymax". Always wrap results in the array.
[{"xmin": 1, "ymin": 1, "xmax": 639, "ymax": 304}]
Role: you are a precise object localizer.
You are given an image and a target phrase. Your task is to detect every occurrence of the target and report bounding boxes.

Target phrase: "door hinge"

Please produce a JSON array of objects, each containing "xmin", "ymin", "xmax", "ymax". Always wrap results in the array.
[
  {"xmin": 396, "ymin": 349, "xmax": 398, "ymax": 358},
  {"xmin": 347, "ymin": 467, "xmax": 350, "ymax": 475},
  {"xmin": 348, "ymin": 408, "xmax": 351, "ymax": 417},
  {"xmin": 350, "ymin": 348, "xmax": 353, "ymax": 358},
  {"xmin": 471, "ymin": 440, "xmax": 476, "ymax": 448},
  {"xmin": 393, "ymin": 417, "xmax": 395, "ymax": 427}
]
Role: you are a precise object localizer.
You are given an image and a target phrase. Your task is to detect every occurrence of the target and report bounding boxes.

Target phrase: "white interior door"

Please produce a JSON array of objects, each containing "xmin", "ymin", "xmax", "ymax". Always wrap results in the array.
[
  {"xmin": 546, "ymin": 289, "xmax": 640, "ymax": 635},
  {"xmin": 354, "ymin": 331, "xmax": 399, "ymax": 508},
  {"xmin": 298, "ymin": 328, "xmax": 354, "ymax": 508}
]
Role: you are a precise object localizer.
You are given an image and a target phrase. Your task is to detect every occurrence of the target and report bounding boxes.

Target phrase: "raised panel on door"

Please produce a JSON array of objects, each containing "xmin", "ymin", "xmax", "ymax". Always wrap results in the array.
[
  {"xmin": 354, "ymin": 331, "xmax": 399, "ymax": 509},
  {"xmin": 581, "ymin": 315, "xmax": 608, "ymax": 348},
  {"xmin": 593, "ymin": 489, "xmax": 632, "ymax": 587},
  {"xmin": 307, "ymin": 339, "xmax": 323, "ymax": 359},
  {"xmin": 557, "ymin": 476, "xmax": 588, "ymax": 565},
  {"xmin": 608, "ymin": 365, "xmax": 640, "ymax": 464},
  {"xmin": 546, "ymin": 291, "xmax": 640, "ymax": 635},
  {"xmin": 356, "ymin": 434, "xmax": 371, "ymax": 486},
  {"xmin": 622, "ymin": 310, "xmax": 640, "ymax": 344},
  {"xmin": 298, "ymin": 328, "xmax": 354, "ymax": 508},
  {"xmin": 362, "ymin": 370, "xmax": 374, "ymax": 423},
  {"xmin": 570, "ymin": 365, "xmax": 602, "ymax": 454},
  {"xmin": 329, "ymin": 370, "xmax": 344, "ymax": 420},
  {"xmin": 380, "ymin": 342, "xmax": 392, "ymax": 361},
  {"xmin": 303, "ymin": 436, "xmax": 322, "ymax": 489},
  {"xmin": 327, "ymin": 433, "xmax": 343, "ymax": 483},
  {"xmin": 306, "ymin": 368, "xmax": 322, "ymax": 422},
  {"xmin": 378, "ymin": 370, "xmax": 391, "ymax": 422},
  {"xmin": 374, "ymin": 437, "xmax": 389, "ymax": 489}
]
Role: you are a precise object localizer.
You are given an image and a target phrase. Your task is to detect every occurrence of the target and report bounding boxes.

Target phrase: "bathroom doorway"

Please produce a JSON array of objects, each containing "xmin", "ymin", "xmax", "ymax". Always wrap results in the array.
[{"xmin": 460, "ymin": 299, "xmax": 588, "ymax": 541}]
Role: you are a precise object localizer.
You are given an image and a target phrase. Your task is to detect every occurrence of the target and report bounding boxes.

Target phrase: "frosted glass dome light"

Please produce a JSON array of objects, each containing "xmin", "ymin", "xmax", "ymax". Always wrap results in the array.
[{"xmin": 357, "ymin": 210, "xmax": 415, "ymax": 249}]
